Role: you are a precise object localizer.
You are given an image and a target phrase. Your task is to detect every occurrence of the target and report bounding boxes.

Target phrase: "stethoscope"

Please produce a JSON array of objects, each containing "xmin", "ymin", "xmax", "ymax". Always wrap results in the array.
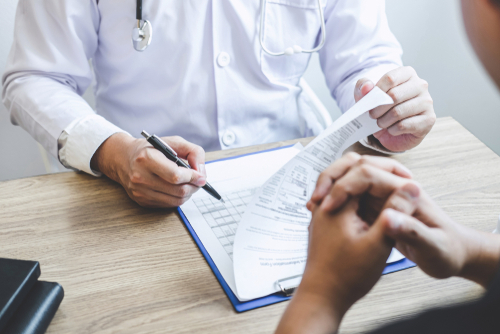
[
  {"xmin": 132, "ymin": 0, "xmax": 326, "ymax": 56},
  {"xmin": 132, "ymin": 0, "xmax": 152, "ymax": 52}
]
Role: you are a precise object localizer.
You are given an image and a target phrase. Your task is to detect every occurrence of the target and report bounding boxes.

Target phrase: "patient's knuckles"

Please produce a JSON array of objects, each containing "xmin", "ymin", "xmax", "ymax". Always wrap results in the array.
[
  {"xmin": 357, "ymin": 164, "xmax": 375, "ymax": 179},
  {"xmin": 332, "ymin": 181, "xmax": 350, "ymax": 198},
  {"xmin": 405, "ymin": 225, "xmax": 419, "ymax": 239},
  {"xmin": 387, "ymin": 196, "xmax": 411, "ymax": 213},
  {"xmin": 344, "ymin": 152, "xmax": 361, "ymax": 163},
  {"xmin": 353, "ymin": 156, "xmax": 375, "ymax": 171}
]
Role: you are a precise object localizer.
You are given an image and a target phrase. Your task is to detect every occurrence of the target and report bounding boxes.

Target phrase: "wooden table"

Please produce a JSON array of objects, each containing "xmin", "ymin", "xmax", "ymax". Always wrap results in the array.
[{"xmin": 1, "ymin": 117, "xmax": 498, "ymax": 333}]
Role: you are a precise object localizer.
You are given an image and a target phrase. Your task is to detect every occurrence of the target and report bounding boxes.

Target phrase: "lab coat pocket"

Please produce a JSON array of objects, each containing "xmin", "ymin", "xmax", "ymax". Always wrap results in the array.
[{"xmin": 260, "ymin": 0, "xmax": 327, "ymax": 83}]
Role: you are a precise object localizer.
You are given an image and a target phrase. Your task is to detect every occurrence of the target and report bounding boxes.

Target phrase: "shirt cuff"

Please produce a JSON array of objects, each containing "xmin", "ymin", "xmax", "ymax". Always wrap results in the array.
[
  {"xmin": 359, "ymin": 136, "xmax": 405, "ymax": 155},
  {"xmin": 58, "ymin": 114, "xmax": 130, "ymax": 176}
]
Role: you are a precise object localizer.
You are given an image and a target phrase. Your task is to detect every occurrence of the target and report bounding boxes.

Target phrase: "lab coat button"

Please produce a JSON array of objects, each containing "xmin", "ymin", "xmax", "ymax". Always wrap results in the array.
[
  {"xmin": 217, "ymin": 52, "xmax": 231, "ymax": 67},
  {"xmin": 222, "ymin": 130, "xmax": 236, "ymax": 146}
]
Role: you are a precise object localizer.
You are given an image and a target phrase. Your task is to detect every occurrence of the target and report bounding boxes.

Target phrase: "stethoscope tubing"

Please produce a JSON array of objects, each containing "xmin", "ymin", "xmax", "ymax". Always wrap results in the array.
[{"xmin": 133, "ymin": 0, "xmax": 327, "ymax": 55}]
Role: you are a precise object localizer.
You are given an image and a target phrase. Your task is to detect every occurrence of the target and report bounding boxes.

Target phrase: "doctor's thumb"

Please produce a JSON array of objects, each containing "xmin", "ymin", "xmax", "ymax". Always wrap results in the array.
[{"xmin": 354, "ymin": 78, "xmax": 375, "ymax": 103}]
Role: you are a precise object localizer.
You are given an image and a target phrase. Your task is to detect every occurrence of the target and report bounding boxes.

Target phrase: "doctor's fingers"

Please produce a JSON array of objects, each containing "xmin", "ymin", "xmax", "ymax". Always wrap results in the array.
[
  {"xmin": 162, "ymin": 136, "xmax": 207, "ymax": 177},
  {"xmin": 127, "ymin": 171, "xmax": 199, "ymax": 200},
  {"xmin": 376, "ymin": 66, "xmax": 417, "ymax": 94},
  {"xmin": 128, "ymin": 185, "xmax": 195, "ymax": 208},
  {"xmin": 386, "ymin": 110, "xmax": 437, "ymax": 138},
  {"xmin": 376, "ymin": 93, "xmax": 434, "ymax": 130},
  {"xmin": 371, "ymin": 67, "xmax": 421, "ymax": 119},
  {"xmin": 309, "ymin": 154, "xmax": 412, "ymax": 209},
  {"xmin": 371, "ymin": 76, "xmax": 429, "ymax": 120},
  {"xmin": 320, "ymin": 164, "xmax": 417, "ymax": 213},
  {"xmin": 143, "ymin": 149, "xmax": 207, "ymax": 187}
]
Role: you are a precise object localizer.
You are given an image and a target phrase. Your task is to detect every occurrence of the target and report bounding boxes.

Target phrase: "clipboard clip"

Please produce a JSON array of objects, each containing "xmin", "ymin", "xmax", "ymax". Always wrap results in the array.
[{"xmin": 275, "ymin": 274, "xmax": 303, "ymax": 297}]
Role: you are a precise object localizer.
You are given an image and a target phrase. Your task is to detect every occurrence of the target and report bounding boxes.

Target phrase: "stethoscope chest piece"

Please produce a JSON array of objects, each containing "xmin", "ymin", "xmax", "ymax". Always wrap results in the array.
[{"xmin": 132, "ymin": 20, "xmax": 153, "ymax": 52}]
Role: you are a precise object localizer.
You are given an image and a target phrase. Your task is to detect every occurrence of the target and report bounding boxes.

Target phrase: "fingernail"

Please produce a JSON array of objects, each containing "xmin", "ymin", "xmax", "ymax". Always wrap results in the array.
[
  {"xmin": 195, "ymin": 176, "xmax": 206, "ymax": 187},
  {"xmin": 386, "ymin": 209, "xmax": 403, "ymax": 230},
  {"xmin": 310, "ymin": 190, "xmax": 318, "ymax": 201},
  {"xmin": 360, "ymin": 81, "xmax": 368, "ymax": 91},
  {"xmin": 198, "ymin": 164, "xmax": 207, "ymax": 178},
  {"xmin": 401, "ymin": 184, "xmax": 419, "ymax": 199}
]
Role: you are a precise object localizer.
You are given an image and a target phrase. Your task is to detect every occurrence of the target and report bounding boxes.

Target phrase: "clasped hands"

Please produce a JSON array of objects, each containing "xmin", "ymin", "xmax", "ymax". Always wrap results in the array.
[{"xmin": 276, "ymin": 153, "xmax": 500, "ymax": 334}]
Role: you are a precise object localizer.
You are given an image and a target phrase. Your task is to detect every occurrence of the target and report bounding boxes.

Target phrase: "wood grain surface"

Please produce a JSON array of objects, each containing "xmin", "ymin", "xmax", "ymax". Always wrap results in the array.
[{"xmin": 0, "ymin": 117, "xmax": 498, "ymax": 333}]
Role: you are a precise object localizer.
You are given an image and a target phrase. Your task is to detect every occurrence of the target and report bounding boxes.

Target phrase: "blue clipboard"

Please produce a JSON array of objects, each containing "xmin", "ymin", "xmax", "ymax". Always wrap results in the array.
[{"xmin": 177, "ymin": 145, "xmax": 416, "ymax": 313}]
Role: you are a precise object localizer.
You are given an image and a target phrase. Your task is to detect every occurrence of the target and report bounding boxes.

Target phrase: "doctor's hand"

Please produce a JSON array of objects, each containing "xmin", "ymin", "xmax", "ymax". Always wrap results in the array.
[
  {"xmin": 91, "ymin": 133, "xmax": 207, "ymax": 208},
  {"xmin": 354, "ymin": 66, "xmax": 436, "ymax": 152},
  {"xmin": 276, "ymin": 196, "xmax": 394, "ymax": 334}
]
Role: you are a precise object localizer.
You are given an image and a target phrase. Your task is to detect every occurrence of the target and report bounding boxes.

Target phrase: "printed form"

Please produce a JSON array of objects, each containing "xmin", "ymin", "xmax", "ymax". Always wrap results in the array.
[
  {"xmin": 180, "ymin": 87, "xmax": 403, "ymax": 302},
  {"xmin": 179, "ymin": 146, "xmax": 303, "ymax": 299},
  {"xmin": 233, "ymin": 87, "xmax": 401, "ymax": 300}
]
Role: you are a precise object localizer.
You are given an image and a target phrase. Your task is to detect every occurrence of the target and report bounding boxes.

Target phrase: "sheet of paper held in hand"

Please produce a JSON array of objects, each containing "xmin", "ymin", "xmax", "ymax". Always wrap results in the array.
[
  {"xmin": 233, "ymin": 87, "xmax": 400, "ymax": 300},
  {"xmin": 180, "ymin": 87, "xmax": 402, "ymax": 302}
]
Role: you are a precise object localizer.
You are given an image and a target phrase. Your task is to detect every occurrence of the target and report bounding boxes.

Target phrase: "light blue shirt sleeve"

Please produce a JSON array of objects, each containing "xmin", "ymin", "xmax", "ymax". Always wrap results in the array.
[
  {"xmin": 320, "ymin": 0, "xmax": 403, "ymax": 113},
  {"xmin": 2, "ymin": 0, "xmax": 127, "ymax": 174}
]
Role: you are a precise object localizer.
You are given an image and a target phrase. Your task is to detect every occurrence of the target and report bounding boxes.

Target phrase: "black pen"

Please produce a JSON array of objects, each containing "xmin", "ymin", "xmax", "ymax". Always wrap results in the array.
[{"xmin": 141, "ymin": 131, "xmax": 225, "ymax": 203}]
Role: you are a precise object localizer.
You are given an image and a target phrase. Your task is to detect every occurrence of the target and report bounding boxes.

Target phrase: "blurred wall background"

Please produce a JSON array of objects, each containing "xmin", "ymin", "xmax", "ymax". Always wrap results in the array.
[{"xmin": 1, "ymin": 0, "xmax": 500, "ymax": 181}]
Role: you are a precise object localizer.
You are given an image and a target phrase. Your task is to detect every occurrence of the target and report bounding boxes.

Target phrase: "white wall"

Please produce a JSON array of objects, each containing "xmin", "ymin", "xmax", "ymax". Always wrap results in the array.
[
  {"xmin": 304, "ymin": 0, "xmax": 500, "ymax": 155},
  {"xmin": 2, "ymin": 0, "xmax": 500, "ymax": 181},
  {"xmin": 0, "ymin": 0, "xmax": 47, "ymax": 181}
]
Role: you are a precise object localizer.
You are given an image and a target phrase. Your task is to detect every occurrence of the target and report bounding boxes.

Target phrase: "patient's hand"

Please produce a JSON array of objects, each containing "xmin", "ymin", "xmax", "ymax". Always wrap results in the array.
[
  {"xmin": 381, "ymin": 183, "xmax": 500, "ymax": 288},
  {"xmin": 276, "ymin": 195, "xmax": 394, "ymax": 334},
  {"xmin": 311, "ymin": 155, "xmax": 500, "ymax": 288},
  {"xmin": 307, "ymin": 152, "xmax": 413, "ymax": 213}
]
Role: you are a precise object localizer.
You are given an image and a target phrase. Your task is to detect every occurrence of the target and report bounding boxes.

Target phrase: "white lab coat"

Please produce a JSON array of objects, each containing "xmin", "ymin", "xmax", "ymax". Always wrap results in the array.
[{"xmin": 2, "ymin": 0, "xmax": 402, "ymax": 175}]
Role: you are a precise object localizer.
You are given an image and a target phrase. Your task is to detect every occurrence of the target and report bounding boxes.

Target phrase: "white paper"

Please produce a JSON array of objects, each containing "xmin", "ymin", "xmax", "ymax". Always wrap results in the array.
[
  {"xmin": 179, "ymin": 145, "xmax": 303, "ymax": 298},
  {"xmin": 233, "ymin": 87, "xmax": 396, "ymax": 300}
]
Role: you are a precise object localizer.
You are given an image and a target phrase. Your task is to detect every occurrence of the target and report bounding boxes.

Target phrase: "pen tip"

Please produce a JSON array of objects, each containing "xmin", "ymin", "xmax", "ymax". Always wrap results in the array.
[{"xmin": 220, "ymin": 199, "xmax": 225, "ymax": 204}]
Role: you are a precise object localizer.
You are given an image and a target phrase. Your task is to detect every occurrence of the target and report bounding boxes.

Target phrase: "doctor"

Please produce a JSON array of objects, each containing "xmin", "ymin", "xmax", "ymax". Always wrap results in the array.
[{"xmin": 2, "ymin": 0, "xmax": 434, "ymax": 208}]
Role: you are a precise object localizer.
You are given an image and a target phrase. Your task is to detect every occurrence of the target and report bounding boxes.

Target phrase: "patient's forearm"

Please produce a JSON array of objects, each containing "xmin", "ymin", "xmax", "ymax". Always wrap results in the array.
[
  {"xmin": 276, "ymin": 290, "xmax": 340, "ymax": 334},
  {"xmin": 276, "ymin": 272, "xmax": 351, "ymax": 334},
  {"xmin": 459, "ymin": 231, "xmax": 500, "ymax": 288}
]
